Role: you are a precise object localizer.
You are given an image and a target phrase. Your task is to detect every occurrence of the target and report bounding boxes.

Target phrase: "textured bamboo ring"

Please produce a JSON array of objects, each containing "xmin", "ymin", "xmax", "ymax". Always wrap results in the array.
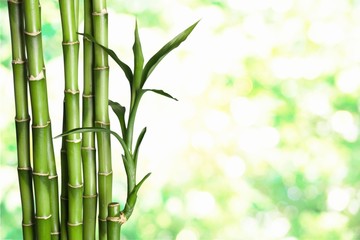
[
  {"xmin": 51, "ymin": 232, "xmax": 60, "ymax": 236},
  {"xmin": 33, "ymin": 172, "xmax": 49, "ymax": 177},
  {"xmin": 17, "ymin": 167, "xmax": 32, "ymax": 171},
  {"xmin": 15, "ymin": 117, "xmax": 30, "ymax": 122},
  {"xmin": 95, "ymin": 120, "xmax": 110, "ymax": 126},
  {"xmin": 83, "ymin": 194, "xmax": 97, "ymax": 199},
  {"xmin": 32, "ymin": 121, "xmax": 49, "ymax": 129},
  {"xmin": 106, "ymin": 213, "xmax": 127, "ymax": 224},
  {"xmin": 62, "ymin": 41, "xmax": 80, "ymax": 45},
  {"xmin": 28, "ymin": 71, "xmax": 44, "ymax": 81},
  {"xmin": 64, "ymin": 89, "xmax": 80, "ymax": 94},
  {"xmin": 92, "ymin": 9, "xmax": 108, "ymax": 16},
  {"xmin": 98, "ymin": 171, "xmax": 112, "ymax": 176},
  {"xmin": 68, "ymin": 183, "xmax": 83, "ymax": 188},
  {"xmin": 81, "ymin": 146, "xmax": 96, "ymax": 150},
  {"xmin": 67, "ymin": 222, "xmax": 83, "ymax": 227},
  {"xmin": 93, "ymin": 66, "xmax": 109, "ymax": 71},
  {"xmin": 66, "ymin": 138, "xmax": 81, "ymax": 143},
  {"xmin": 83, "ymin": 94, "xmax": 94, "ymax": 98},
  {"xmin": 98, "ymin": 217, "xmax": 107, "ymax": 222},
  {"xmin": 35, "ymin": 214, "xmax": 52, "ymax": 220},
  {"xmin": 12, "ymin": 59, "xmax": 25, "ymax": 64},
  {"xmin": 49, "ymin": 174, "xmax": 58, "ymax": 180},
  {"xmin": 22, "ymin": 222, "xmax": 34, "ymax": 227},
  {"xmin": 24, "ymin": 30, "xmax": 41, "ymax": 36},
  {"xmin": 8, "ymin": 0, "xmax": 22, "ymax": 4}
]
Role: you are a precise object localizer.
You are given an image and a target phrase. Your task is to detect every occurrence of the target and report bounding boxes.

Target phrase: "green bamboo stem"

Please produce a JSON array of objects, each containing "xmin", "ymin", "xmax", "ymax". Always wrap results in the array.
[
  {"xmin": 107, "ymin": 203, "xmax": 121, "ymax": 240},
  {"xmin": 23, "ymin": 0, "xmax": 54, "ymax": 238},
  {"xmin": 59, "ymin": 0, "xmax": 83, "ymax": 238},
  {"xmin": 60, "ymin": 103, "xmax": 69, "ymax": 240},
  {"xmin": 92, "ymin": 0, "xmax": 112, "ymax": 239},
  {"xmin": 82, "ymin": 0, "xmax": 97, "ymax": 238},
  {"xmin": 7, "ymin": 1, "xmax": 35, "ymax": 239}
]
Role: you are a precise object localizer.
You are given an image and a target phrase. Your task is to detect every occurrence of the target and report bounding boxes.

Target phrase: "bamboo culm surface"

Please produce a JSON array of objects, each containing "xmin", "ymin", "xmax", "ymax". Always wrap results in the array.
[
  {"xmin": 8, "ymin": 0, "xmax": 35, "ymax": 239},
  {"xmin": 82, "ymin": 0, "xmax": 97, "ymax": 238},
  {"xmin": 59, "ymin": 0, "xmax": 83, "ymax": 238},
  {"xmin": 92, "ymin": 0, "xmax": 113, "ymax": 239},
  {"xmin": 23, "ymin": 0, "xmax": 60, "ymax": 238}
]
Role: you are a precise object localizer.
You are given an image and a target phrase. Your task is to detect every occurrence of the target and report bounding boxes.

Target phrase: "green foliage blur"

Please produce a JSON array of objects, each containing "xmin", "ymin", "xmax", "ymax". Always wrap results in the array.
[{"xmin": 2, "ymin": 0, "xmax": 360, "ymax": 239}]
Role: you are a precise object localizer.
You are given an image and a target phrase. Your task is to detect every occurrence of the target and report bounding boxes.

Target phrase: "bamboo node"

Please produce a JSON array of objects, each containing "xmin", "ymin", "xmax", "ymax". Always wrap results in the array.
[
  {"xmin": 33, "ymin": 172, "xmax": 49, "ymax": 177},
  {"xmin": 67, "ymin": 222, "xmax": 83, "ymax": 227},
  {"xmin": 12, "ymin": 59, "xmax": 25, "ymax": 64},
  {"xmin": 66, "ymin": 138, "xmax": 82, "ymax": 143},
  {"xmin": 22, "ymin": 222, "xmax": 34, "ymax": 227},
  {"xmin": 95, "ymin": 120, "xmax": 110, "ymax": 126},
  {"xmin": 83, "ymin": 194, "xmax": 97, "ymax": 199},
  {"xmin": 17, "ymin": 167, "xmax": 32, "ymax": 171},
  {"xmin": 29, "ymin": 71, "xmax": 44, "ymax": 81},
  {"xmin": 64, "ymin": 89, "xmax": 80, "ymax": 95},
  {"xmin": 35, "ymin": 214, "xmax": 52, "ymax": 220},
  {"xmin": 32, "ymin": 121, "xmax": 49, "ymax": 128},
  {"xmin": 24, "ymin": 30, "xmax": 41, "ymax": 36},
  {"xmin": 92, "ymin": 9, "xmax": 108, "ymax": 16},
  {"xmin": 98, "ymin": 217, "xmax": 107, "ymax": 222},
  {"xmin": 93, "ymin": 66, "xmax": 109, "ymax": 71},
  {"xmin": 8, "ymin": 0, "xmax": 22, "ymax": 4},
  {"xmin": 62, "ymin": 41, "xmax": 80, "ymax": 46},
  {"xmin": 51, "ymin": 232, "xmax": 60, "ymax": 236},
  {"xmin": 49, "ymin": 174, "xmax": 58, "ymax": 180},
  {"xmin": 107, "ymin": 213, "xmax": 127, "ymax": 224},
  {"xmin": 81, "ymin": 146, "xmax": 96, "ymax": 150},
  {"xmin": 15, "ymin": 117, "xmax": 30, "ymax": 122},
  {"xmin": 83, "ymin": 94, "xmax": 94, "ymax": 98},
  {"xmin": 68, "ymin": 183, "xmax": 83, "ymax": 188},
  {"xmin": 98, "ymin": 171, "xmax": 113, "ymax": 176}
]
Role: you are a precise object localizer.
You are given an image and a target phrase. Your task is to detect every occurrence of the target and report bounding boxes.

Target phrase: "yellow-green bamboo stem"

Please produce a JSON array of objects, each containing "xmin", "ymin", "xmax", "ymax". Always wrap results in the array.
[
  {"xmin": 107, "ymin": 203, "xmax": 121, "ymax": 240},
  {"xmin": 92, "ymin": 0, "xmax": 112, "ymax": 239},
  {"xmin": 8, "ymin": 1, "xmax": 35, "ymax": 239},
  {"xmin": 59, "ymin": 0, "xmax": 83, "ymax": 238},
  {"xmin": 60, "ymin": 103, "xmax": 68, "ymax": 240},
  {"xmin": 82, "ymin": 0, "xmax": 97, "ymax": 238},
  {"xmin": 23, "ymin": 0, "xmax": 54, "ymax": 238}
]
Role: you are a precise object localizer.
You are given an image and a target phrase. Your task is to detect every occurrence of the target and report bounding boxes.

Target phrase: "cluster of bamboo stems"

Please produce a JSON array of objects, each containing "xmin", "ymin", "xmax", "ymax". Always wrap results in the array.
[{"xmin": 7, "ymin": 0, "xmax": 198, "ymax": 239}]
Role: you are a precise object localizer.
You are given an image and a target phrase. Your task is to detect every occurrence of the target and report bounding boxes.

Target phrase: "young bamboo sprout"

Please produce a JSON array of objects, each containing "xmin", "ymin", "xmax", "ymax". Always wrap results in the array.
[
  {"xmin": 62, "ymin": 20, "xmax": 199, "ymax": 238},
  {"xmin": 92, "ymin": 0, "xmax": 112, "ymax": 238},
  {"xmin": 82, "ymin": 0, "xmax": 97, "ymax": 238},
  {"xmin": 59, "ymin": 0, "xmax": 83, "ymax": 238},
  {"xmin": 23, "ymin": 0, "xmax": 59, "ymax": 238},
  {"xmin": 7, "ymin": 0, "xmax": 35, "ymax": 239}
]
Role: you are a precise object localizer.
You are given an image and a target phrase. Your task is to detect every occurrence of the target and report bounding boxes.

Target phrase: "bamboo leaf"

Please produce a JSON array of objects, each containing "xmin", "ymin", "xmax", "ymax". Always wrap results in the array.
[
  {"xmin": 78, "ymin": 33, "xmax": 133, "ymax": 84},
  {"xmin": 109, "ymin": 100, "xmax": 127, "ymax": 139},
  {"xmin": 141, "ymin": 20, "xmax": 199, "ymax": 87},
  {"xmin": 133, "ymin": 127, "xmax": 147, "ymax": 166},
  {"xmin": 55, "ymin": 127, "xmax": 132, "ymax": 159},
  {"xmin": 140, "ymin": 89, "xmax": 178, "ymax": 101},
  {"xmin": 123, "ymin": 172, "xmax": 151, "ymax": 218},
  {"xmin": 133, "ymin": 20, "xmax": 144, "ymax": 90}
]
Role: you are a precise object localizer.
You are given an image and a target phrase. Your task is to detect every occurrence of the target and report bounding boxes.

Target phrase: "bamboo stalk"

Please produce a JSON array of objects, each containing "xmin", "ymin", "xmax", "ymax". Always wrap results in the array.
[
  {"xmin": 7, "ymin": 0, "xmax": 35, "ymax": 239},
  {"xmin": 23, "ymin": 0, "xmax": 55, "ymax": 238},
  {"xmin": 107, "ymin": 203, "xmax": 121, "ymax": 240},
  {"xmin": 58, "ymin": 0, "xmax": 83, "ymax": 238},
  {"xmin": 60, "ymin": 102, "xmax": 69, "ymax": 240},
  {"xmin": 82, "ymin": 0, "xmax": 97, "ymax": 238},
  {"xmin": 92, "ymin": 0, "xmax": 112, "ymax": 239}
]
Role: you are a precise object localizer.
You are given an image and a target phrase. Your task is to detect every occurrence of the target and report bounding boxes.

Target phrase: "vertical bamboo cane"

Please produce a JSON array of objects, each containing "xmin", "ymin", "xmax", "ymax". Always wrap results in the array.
[
  {"xmin": 107, "ymin": 203, "xmax": 121, "ymax": 240},
  {"xmin": 8, "ymin": 0, "xmax": 35, "ymax": 239},
  {"xmin": 58, "ymin": 0, "xmax": 83, "ymax": 238},
  {"xmin": 23, "ymin": 0, "xmax": 53, "ymax": 238},
  {"xmin": 82, "ymin": 0, "xmax": 97, "ymax": 238},
  {"xmin": 60, "ymin": 102, "xmax": 69, "ymax": 240},
  {"xmin": 92, "ymin": 0, "xmax": 112, "ymax": 239}
]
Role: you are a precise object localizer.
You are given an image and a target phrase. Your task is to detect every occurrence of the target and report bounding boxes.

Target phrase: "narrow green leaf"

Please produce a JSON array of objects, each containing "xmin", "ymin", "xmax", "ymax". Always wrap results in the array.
[
  {"xmin": 133, "ymin": 127, "xmax": 147, "ymax": 166},
  {"xmin": 55, "ymin": 127, "xmax": 131, "ymax": 159},
  {"xmin": 123, "ymin": 172, "xmax": 151, "ymax": 218},
  {"xmin": 141, "ymin": 20, "xmax": 200, "ymax": 87},
  {"xmin": 140, "ymin": 89, "xmax": 178, "ymax": 101},
  {"xmin": 133, "ymin": 20, "xmax": 144, "ymax": 90},
  {"xmin": 109, "ymin": 100, "xmax": 127, "ymax": 139},
  {"xmin": 78, "ymin": 32, "xmax": 133, "ymax": 84}
]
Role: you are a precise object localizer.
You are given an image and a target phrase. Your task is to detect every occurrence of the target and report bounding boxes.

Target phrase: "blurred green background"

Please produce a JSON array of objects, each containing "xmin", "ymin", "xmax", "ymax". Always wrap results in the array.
[{"xmin": 2, "ymin": 0, "xmax": 360, "ymax": 239}]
